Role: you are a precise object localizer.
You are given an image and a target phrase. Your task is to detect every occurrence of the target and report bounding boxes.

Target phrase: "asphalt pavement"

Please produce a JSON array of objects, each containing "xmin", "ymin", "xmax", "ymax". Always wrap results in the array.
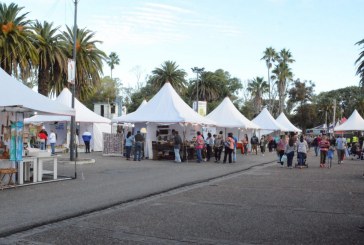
[{"xmin": 0, "ymin": 150, "xmax": 363, "ymax": 244}]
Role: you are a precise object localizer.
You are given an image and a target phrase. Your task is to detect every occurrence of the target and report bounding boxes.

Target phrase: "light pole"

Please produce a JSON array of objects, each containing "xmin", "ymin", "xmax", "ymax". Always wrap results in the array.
[
  {"xmin": 191, "ymin": 67, "xmax": 204, "ymax": 114},
  {"xmin": 70, "ymin": 0, "xmax": 79, "ymax": 169}
]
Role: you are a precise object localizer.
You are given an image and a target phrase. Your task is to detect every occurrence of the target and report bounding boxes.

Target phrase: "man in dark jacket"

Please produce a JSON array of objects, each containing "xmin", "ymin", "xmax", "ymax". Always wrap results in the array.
[{"xmin": 134, "ymin": 131, "xmax": 144, "ymax": 161}]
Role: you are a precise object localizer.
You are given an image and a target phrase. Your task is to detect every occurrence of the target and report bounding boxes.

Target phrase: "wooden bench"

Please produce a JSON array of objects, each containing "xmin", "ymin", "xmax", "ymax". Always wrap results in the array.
[{"xmin": 0, "ymin": 168, "xmax": 17, "ymax": 189}]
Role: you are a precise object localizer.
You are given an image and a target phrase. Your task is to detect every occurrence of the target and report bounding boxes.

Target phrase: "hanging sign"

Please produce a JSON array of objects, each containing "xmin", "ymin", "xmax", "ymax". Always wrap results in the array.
[{"xmin": 68, "ymin": 59, "xmax": 76, "ymax": 84}]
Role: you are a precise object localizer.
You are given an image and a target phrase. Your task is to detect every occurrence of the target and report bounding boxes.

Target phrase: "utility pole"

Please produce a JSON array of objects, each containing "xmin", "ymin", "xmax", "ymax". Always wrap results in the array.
[
  {"xmin": 191, "ymin": 67, "xmax": 204, "ymax": 114},
  {"xmin": 332, "ymin": 99, "xmax": 336, "ymax": 131},
  {"xmin": 70, "ymin": 0, "xmax": 79, "ymax": 174}
]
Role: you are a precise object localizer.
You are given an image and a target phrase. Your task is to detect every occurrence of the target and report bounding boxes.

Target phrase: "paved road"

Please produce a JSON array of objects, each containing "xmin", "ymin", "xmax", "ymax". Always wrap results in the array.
[{"xmin": 1, "ymin": 151, "xmax": 364, "ymax": 244}]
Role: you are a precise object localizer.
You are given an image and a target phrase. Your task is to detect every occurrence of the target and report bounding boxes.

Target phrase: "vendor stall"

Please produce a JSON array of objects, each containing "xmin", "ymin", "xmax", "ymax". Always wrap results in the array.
[{"xmin": 0, "ymin": 68, "xmax": 75, "ymax": 188}]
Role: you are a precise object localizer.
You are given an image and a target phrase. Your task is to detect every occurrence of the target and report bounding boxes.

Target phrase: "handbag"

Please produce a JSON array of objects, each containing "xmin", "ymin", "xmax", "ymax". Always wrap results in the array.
[{"xmin": 281, "ymin": 154, "xmax": 287, "ymax": 163}]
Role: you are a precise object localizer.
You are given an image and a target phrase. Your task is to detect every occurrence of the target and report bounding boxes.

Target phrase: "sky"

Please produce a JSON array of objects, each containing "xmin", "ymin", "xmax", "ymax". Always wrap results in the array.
[{"xmin": 8, "ymin": 0, "xmax": 364, "ymax": 94}]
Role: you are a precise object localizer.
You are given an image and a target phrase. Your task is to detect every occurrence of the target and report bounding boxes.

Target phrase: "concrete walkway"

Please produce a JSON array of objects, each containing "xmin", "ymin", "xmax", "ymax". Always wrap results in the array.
[{"xmin": 1, "ymin": 150, "xmax": 364, "ymax": 244}]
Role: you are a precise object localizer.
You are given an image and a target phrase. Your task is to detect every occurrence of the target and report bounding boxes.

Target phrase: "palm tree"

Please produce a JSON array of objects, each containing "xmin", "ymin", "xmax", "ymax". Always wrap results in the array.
[
  {"xmin": 261, "ymin": 47, "xmax": 279, "ymax": 113},
  {"xmin": 106, "ymin": 52, "xmax": 120, "ymax": 79},
  {"xmin": 0, "ymin": 3, "xmax": 37, "ymax": 76},
  {"xmin": 278, "ymin": 48, "xmax": 295, "ymax": 64},
  {"xmin": 355, "ymin": 39, "xmax": 364, "ymax": 90},
  {"xmin": 61, "ymin": 26, "xmax": 107, "ymax": 100},
  {"xmin": 195, "ymin": 71, "xmax": 220, "ymax": 101},
  {"xmin": 150, "ymin": 60, "xmax": 187, "ymax": 95},
  {"xmin": 272, "ymin": 62, "xmax": 293, "ymax": 114},
  {"xmin": 32, "ymin": 21, "xmax": 67, "ymax": 96},
  {"xmin": 247, "ymin": 77, "xmax": 269, "ymax": 115}
]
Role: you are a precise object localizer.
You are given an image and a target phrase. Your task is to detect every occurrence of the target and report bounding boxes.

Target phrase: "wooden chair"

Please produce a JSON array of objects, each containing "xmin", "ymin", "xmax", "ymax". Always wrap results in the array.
[{"xmin": 0, "ymin": 168, "xmax": 17, "ymax": 189}]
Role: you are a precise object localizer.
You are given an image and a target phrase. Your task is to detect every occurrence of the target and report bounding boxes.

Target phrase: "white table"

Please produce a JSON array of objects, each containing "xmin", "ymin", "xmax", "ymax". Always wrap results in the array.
[
  {"xmin": 18, "ymin": 157, "xmax": 37, "ymax": 184},
  {"xmin": 37, "ymin": 155, "xmax": 58, "ymax": 182}
]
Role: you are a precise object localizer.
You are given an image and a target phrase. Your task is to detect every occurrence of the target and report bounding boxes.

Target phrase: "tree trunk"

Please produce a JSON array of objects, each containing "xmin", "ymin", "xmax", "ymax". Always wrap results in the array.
[{"xmin": 38, "ymin": 67, "xmax": 50, "ymax": 96}]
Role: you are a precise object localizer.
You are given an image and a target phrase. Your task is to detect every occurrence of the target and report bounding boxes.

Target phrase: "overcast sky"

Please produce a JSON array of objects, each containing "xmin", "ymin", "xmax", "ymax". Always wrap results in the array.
[{"xmin": 9, "ymin": 0, "xmax": 364, "ymax": 94}]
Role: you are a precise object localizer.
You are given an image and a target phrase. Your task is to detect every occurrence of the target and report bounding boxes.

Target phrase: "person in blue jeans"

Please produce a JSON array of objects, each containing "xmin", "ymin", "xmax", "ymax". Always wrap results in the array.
[
  {"xmin": 133, "ymin": 131, "xmax": 144, "ymax": 161},
  {"xmin": 285, "ymin": 137, "xmax": 296, "ymax": 168},
  {"xmin": 125, "ymin": 131, "xmax": 134, "ymax": 160}
]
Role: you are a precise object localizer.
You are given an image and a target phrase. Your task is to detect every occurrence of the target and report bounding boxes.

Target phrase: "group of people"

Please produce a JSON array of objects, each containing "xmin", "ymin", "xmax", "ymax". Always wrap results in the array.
[
  {"xmin": 124, "ymin": 130, "xmax": 145, "ymax": 161},
  {"xmin": 36, "ymin": 127, "xmax": 93, "ymax": 155}
]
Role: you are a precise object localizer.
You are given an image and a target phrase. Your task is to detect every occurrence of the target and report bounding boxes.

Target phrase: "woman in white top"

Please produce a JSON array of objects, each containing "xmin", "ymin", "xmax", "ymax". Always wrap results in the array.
[
  {"xmin": 49, "ymin": 130, "xmax": 57, "ymax": 155},
  {"xmin": 297, "ymin": 135, "xmax": 308, "ymax": 168}
]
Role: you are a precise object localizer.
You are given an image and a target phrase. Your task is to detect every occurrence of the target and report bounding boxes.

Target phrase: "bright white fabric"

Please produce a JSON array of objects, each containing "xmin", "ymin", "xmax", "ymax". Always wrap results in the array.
[
  {"xmin": 334, "ymin": 110, "xmax": 364, "ymax": 131},
  {"xmin": 206, "ymin": 97, "xmax": 259, "ymax": 129},
  {"xmin": 0, "ymin": 68, "xmax": 74, "ymax": 116},
  {"xmin": 276, "ymin": 112, "xmax": 302, "ymax": 132}
]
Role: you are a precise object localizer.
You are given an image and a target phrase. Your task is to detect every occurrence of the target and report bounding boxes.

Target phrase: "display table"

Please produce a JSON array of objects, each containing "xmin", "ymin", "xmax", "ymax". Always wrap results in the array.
[
  {"xmin": 18, "ymin": 157, "xmax": 37, "ymax": 185},
  {"xmin": 0, "ymin": 160, "xmax": 16, "ymax": 189},
  {"xmin": 37, "ymin": 155, "xmax": 58, "ymax": 182}
]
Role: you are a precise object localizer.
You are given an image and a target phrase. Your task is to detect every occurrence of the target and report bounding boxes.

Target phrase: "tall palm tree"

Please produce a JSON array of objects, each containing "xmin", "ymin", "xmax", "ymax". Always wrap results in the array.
[
  {"xmin": 61, "ymin": 26, "xmax": 107, "ymax": 100},
  {"xmin": 106, "ymin": 52, "xmax": 120, "ymax": 79},
  {"xmin": 195, "ymin": 71, "xmax": 220, "ymax": 101},
  {"xmin": 272, "ymin": 62, "xmax": 293, "ymax": 114},
  {"xmin": 32, "ymin": 21, "xmax": 67, "ymax": 96},
  {"xmin": 150, "ymin": 60, "xmax": 187, "ymax": 95},
  {"xmin": 355, "ymin": 39, "xmax": 364, "ymax": 90},
  {"xmin": 0, "ymin": 3, "xmax": 37, "ymax": 76},
  {"xmin": 261, "ymin": 47, "xmax": 279, "ymax": 113},
  {"xmin": 278, "ymin": 48, "xmax": 295, "ymax": 64},
  {"xmin": 247, "ymin": 77, "xmax": 269, "ymax": 115}
]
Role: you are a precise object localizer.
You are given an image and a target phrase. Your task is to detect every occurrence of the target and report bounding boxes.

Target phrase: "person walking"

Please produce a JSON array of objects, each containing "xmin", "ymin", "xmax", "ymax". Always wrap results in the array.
[
  {"xmin": 319, "ymin": 135, "xmax": 330, "ymax": 168},
  {"xmin": 277, "ymin": 135, "xmax": 286, "ymax": 166},
  {"xmin": 260, "ymin": 135, "xmax": 267, "ymax": 156},
  {"xmin": 250, "ymin": 134, "xmax": 259, "ymax": 155},
  {"xmin": 206, "ymin": 132, "xmax": 214, "ymax": 162},
  {"xmin": 242, "ymin": 134, "xmax": 249, "ymax": 155},
  {"xmin": 297, "ymin": 135, "xmax": 308, "ymax": 168},
  {"xmin": 214, "ymin": 134, "xmax": 223, "ymax": 162},
  {"xmin": 125, "ymin": 131, "xmax": 134, "ymax": 160},
  {"xmin": 195, "ymin": 131, "xmax": 204, "ymax": 163},
  {"xmin": 134, "ymin": 131, "xmax": 144, "ymax": 161},
  {"xmin": 82, "ymin": 131, "xmax": 92, "ymax": 153},
  {"xmin": 173, "ymin": 130, "xmax": 182, "ymax": 163},
  {"xmin": 335, "ymin": 135, "xmax": 346, "ymax": 164},
  {"xmin": 232, "ymin": 134, "xmax": 238, "ymax": 162},
  {"xmin": 48, "ymin": 130, "xmax": 57, "ymax": 155},
  {"xmin": 223, "ymin": 132, "xmax": 235, "ymax": 163},
  {"xmin": 285, "ymin": 137, "xmax": 296, "ymax": 168}
]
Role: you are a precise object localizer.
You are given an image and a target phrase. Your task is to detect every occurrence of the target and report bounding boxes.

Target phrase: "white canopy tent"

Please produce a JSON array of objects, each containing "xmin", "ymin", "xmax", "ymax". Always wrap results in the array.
[
  {"xmin": 206, "ymin": 97, "xmax": 260, "ymax": 129},
  {"xmin": 111, "ymin": 99, "xmax": 148, "ymax": 124},
  {"xmin": 206, "ymin": 97, "xmax": 260, "ymax": 139},
  {"xmin": 252, "ymin": 108, "xmax": 288, "ymax": 135},
  {"xmin": 25, "ymin": 88, "xmax": 111, "ymax": 151},
  {"xmin": 113, "ymin": 82, "xmax": 216, "ymax": 159},
  {"xmin": 276, "ymin": 112, "xmax": 302, "ymax": 133},
  {"xmin": 0, "ymin": 68, "xmax": 74, "ymax": 116},
  {"xmin": 334, "ymin": 109, "xmax": 364, "ymax": 131}
]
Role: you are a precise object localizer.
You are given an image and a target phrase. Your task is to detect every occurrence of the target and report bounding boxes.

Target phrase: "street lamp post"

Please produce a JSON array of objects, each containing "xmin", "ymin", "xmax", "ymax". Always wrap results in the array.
[
  {"xmin": 70, "ymin": 0, "xmax": 79, "ymax": 175},
  {"xmin": 191, "ymin": 67, "xmax": 204, "ymax": 114}
]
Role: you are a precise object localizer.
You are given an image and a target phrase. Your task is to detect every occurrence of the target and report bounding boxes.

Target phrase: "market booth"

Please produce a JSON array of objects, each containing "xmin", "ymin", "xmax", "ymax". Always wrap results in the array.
[
  {"xmin": 25, "ymin": 88, "xmax": 111, "ymax": 152},
  {"xmin": 112, "ymin": 82, "xmax": 216, "ymax": 161},
  {"xmin": 275, "ymin": 112, "xmax": 302, "ymax": 133},
  {"xmin": 206, "ymin": 97, "xmax": 260, "ymax": 153},
  {"xmin": 0, "ymin": 68, "xmax": 75, "ymax": 188},
  {"xmin": 252, "ymin": 108, "xmax": 288, "ymax": 136}
]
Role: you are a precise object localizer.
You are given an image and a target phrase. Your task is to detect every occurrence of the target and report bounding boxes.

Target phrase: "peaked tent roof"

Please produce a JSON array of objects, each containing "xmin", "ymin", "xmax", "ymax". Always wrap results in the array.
[
  {"xmin": 334, "ymin": 109, "xmax": 364, "ymax": 131},
  {"xmin": 25, "ymin": 88, "xmax": 110, "ymax": 123},
  {"xmin": 114, "ymin": 82, "xmax": 215, "ymax": 125},
  {"xmin": 276, "ymin": 112, "xmax": 302, "ymax": 132},
  {"xmin": 252, "ymin": 108, "xmax": 288, "ymax": 131},
  {"xmin": 206, "ymin": 97, "xmax": 259, "ymax": 129},
  {"xmin": 0, "ymin": 68, "xmax": 74, "ymax": 116},
  {"xmin": 112, "ymin": 99, "xmax": 148, "ymax": 123}
]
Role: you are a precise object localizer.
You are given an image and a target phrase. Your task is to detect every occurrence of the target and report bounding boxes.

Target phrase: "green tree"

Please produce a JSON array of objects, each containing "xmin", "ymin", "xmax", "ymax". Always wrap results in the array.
[
  {"xmin": 60, "ymin": 26, "xmax": 107, "ymax": 100},
  {"xmin": 82, "ymin": 76, "xmax": 121, "ymax": 109},
  {"xmin": 272, "ymin": 61, "xmax": 294, "ymax": 114},
  {"xmin": 106, "ymin": 52, "xmax": 120, "ymax": 79},
  {"xmin": 150, "ymin": 60, "xmax": 187, "ymax": 95},
  {"xmin": 261, "ymin": 47, "xmax": 279, "ymax": 113},
  {"xmin": 355, "ymin": 39, "xmax": 364, "ymax": 90},
  {"xmin": 0, "ymin": 3, "xmax": 37, "ymax": 77},
  {"xmin": 247, "ymin": 77, "xmax": 269, "ymax": 115},
  {"xmin": 32, "ymin": 21, "xmax": 67, "ymax": 96}
]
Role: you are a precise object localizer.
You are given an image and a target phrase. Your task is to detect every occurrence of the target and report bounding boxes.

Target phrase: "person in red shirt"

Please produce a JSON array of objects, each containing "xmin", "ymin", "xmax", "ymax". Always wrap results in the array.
[
  {"xmin": 38, "ymin": 130, "xmax": 48, "ymax": 150},
  {"xmin": 319, "ymin": 135, "xmax": 330, "ymax": 168}
]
